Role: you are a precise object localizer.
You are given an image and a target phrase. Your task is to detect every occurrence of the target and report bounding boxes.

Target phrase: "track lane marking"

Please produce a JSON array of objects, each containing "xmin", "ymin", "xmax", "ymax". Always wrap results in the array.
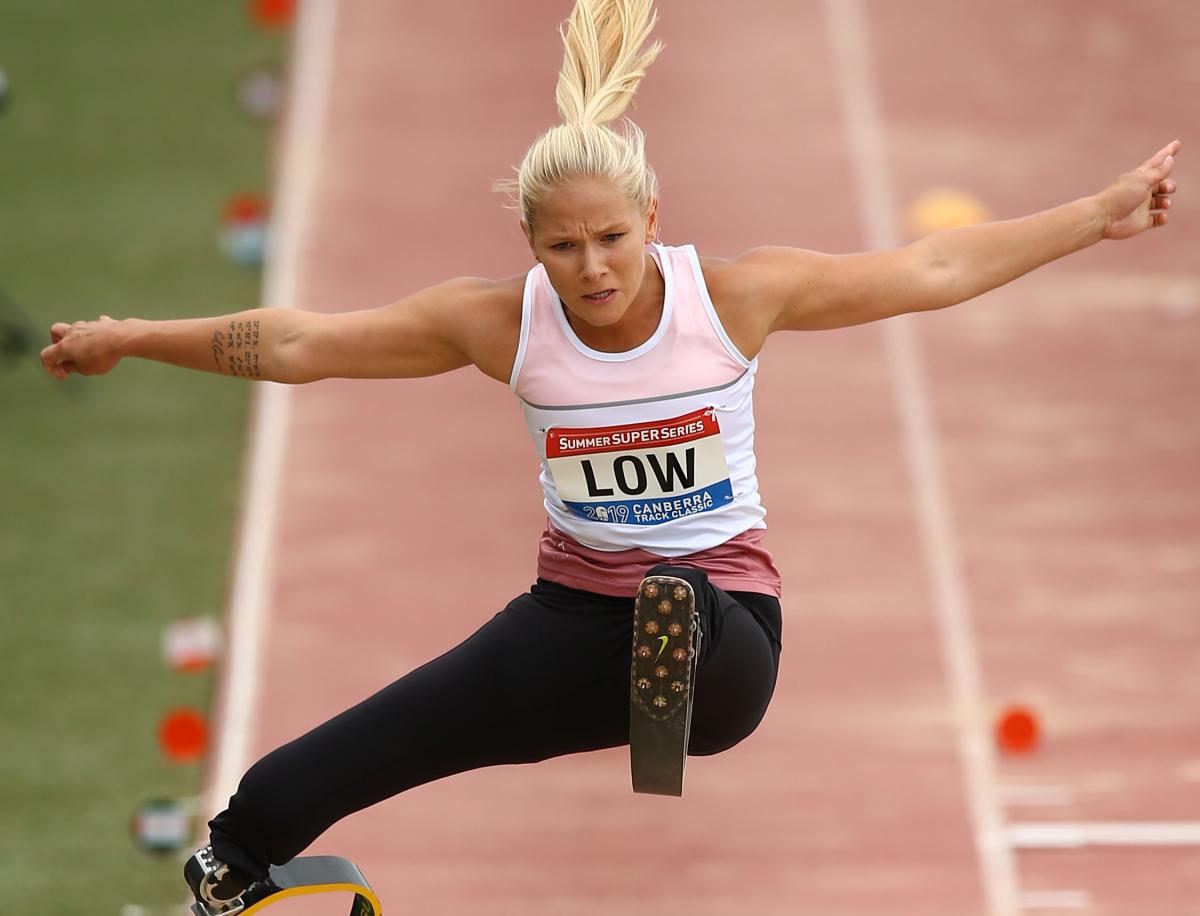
[
  {"xmin": 1017, "ymin": 889, "xmax": 1091, "ymax": 910},
  {"xmin": 820, "ymin": 1, "xmax": 1020, "ymax": 912},
  {"xmin": 1010, "ymin": 821, "xmax": 1200, "ymax": 848},
  {"xmin": 204, "ymin": 0, "xmax": 342, "ymax": 820}
]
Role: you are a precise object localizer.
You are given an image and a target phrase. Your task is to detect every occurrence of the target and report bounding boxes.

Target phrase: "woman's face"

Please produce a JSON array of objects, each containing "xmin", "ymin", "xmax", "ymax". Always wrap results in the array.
[{"xmin": 523, "ymin": 176, "xmax": 659, "ymax": 331}]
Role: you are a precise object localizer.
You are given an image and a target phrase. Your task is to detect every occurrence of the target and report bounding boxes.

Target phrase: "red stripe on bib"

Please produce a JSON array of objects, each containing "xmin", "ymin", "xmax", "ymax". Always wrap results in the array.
[{"xmin": 546, "ymin": 407, "xmax": 718, "ymax": 459}]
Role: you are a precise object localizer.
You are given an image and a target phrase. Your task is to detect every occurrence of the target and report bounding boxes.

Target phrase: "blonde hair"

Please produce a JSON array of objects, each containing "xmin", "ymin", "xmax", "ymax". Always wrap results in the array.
[{"xmin": 495, "ymin": 0, "xmax": 664, "ymax": 227}]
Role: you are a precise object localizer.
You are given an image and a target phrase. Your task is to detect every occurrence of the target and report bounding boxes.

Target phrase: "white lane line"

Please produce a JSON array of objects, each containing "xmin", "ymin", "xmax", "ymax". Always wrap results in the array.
[
  {"xmin": 998, "ymin": 785, "xmax": 1076, "ymax": 809},
  {"xmin": 203, "ymin": 0, "xmax": 342, "ymax": 820},
  {"xmin": 821, "ymin": 2, "xmax": 1020, "ymax": 914},
  {"xmin": 1010, "ymin": 822, "xmax": 1200, "ymax": 849},
  {"xmin": 1017, "ymin": 890, "xmax": 1091, "ymax": 910}
]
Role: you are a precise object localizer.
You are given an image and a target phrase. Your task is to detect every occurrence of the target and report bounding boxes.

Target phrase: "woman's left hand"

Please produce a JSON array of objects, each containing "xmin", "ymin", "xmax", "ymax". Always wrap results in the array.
[{"xmin": 1101, "ymin": 140, "xmax": 1181, "ymax": 240}]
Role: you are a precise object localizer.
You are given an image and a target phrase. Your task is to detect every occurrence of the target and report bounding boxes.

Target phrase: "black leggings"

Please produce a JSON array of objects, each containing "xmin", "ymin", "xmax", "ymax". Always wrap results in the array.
[{"xmin": 209, "ymin": 565, "xmax": 783, "ymax": 880}]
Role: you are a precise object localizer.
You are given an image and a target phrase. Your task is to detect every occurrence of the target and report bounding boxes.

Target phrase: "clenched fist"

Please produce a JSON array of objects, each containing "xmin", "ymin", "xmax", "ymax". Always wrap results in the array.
[{"xmin": 40, "ymin": 316, "xmax": 124, "ymax": 380}]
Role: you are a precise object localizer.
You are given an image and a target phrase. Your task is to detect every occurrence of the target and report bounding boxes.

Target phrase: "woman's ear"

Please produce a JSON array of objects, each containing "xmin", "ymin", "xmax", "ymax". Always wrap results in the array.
[
  {"xmin": 644, "ymin": 197, "xmax": 660, "ymax": 243},
  {"xmin": 521, "ymin": 219, "xmax": 540, "ymax": 261}
]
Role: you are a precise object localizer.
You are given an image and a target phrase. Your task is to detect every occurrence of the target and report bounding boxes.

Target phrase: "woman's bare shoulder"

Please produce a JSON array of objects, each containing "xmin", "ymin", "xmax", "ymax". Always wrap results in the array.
[
  {"xmin": 693, "ymin": 252, "xmax": 775, "ymax": 359},
  {"xmin": 453, "ymin": 272, "xmax": 527, "ymax": 383}
]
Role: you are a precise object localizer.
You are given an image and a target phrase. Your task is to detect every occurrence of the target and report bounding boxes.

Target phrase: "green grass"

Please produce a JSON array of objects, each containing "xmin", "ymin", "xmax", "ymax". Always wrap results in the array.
[{"xmin": 0, "ymin": 3, "xmax": 280, "ymax": 911}]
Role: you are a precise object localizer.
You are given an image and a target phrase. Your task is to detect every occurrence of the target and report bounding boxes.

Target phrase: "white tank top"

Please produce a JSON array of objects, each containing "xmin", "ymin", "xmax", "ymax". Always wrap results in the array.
[{"xmin": 510, "ymin": 242, "xmax": 767, "ymax": 556}]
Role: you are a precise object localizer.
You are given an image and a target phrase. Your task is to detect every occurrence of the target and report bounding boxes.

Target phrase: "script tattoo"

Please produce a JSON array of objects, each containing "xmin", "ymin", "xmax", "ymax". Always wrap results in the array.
[
  {"xmin": 214, "ymin": 320, "xmax": 262, "ymax": 378},
  {"xmin": 210, "ymin": 331, "xmax": 225, "ymax": 371}
]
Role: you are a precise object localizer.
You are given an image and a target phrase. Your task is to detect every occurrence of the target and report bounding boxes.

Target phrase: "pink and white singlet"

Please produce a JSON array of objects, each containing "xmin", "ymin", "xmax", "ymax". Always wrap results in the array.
[{"xmin": 510, "ymin": 242, "xmax": 781, "ymax": 598}]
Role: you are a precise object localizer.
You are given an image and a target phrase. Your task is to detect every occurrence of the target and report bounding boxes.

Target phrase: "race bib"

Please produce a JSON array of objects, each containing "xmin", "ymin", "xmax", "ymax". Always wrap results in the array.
[{"xmin": 545, "ymin": 407, "xmax": 733, "ymax": 526}]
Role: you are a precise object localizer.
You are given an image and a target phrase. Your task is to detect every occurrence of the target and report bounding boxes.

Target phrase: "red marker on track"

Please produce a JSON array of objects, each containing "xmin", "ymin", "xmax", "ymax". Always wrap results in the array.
[
  {"xmin": 996, "ymin": 705, "xmax": 1041, "ymax": 755},
  {"xmin": 159, "ymin": 708, "xmax": 209, "ymax": 762},
  {"xmin": 250, "ymin": 0, "xmax": 296, "ymax": 29},
  {"xmin": 223, "ymin": 192, "xmax": 267, "ymax": 226}
]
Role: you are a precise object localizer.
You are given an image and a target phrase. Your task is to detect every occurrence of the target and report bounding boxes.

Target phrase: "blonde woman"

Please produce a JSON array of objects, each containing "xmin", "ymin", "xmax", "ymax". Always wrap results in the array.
[{"xmin": 41, "ymin": 0, "xmax": 1179, "ymax": 911}]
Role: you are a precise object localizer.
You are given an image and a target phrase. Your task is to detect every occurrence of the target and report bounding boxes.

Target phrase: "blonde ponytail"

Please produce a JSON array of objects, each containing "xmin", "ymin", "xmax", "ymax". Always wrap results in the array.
[
  {"xmin": 495, "ymin": 0, "xmax": 663, "ymax": 226},
  {"xmin": 555, "ymin": 0, "xmax": 663, "ymax": 126}
]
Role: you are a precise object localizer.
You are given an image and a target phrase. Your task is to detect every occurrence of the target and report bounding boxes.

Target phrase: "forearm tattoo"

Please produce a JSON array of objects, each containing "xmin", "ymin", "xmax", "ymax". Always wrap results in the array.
[{"xmin": 211, "ymin": 320, "xmax": 262, "ymax": 378}]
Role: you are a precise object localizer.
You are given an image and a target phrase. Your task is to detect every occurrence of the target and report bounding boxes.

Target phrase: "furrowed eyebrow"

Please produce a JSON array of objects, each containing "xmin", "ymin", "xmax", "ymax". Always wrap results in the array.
[{"xmin": 543, "ymin": 223, "xmax": 629, "ymax": 243}]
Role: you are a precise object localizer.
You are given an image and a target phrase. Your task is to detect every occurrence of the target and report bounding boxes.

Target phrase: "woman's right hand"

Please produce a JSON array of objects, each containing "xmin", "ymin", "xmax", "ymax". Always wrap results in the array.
[{"xmin": 40, "ymin": 316, "xmax": 125, "ymax": 380}]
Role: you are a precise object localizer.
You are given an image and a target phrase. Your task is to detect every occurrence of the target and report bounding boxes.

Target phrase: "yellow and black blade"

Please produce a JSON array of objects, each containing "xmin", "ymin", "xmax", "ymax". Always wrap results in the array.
[{"xmin": 192, "ymin": 855, "xmax": 381, "ymax": 916}]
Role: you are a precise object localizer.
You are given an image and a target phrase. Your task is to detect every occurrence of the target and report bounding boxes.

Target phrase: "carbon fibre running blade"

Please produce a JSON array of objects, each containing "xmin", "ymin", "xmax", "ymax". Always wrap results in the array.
[
  {"xmin": 192, "ymin": 856, "xmax": 382, "ymax": 916},
  {"xmin": 629, "ymin": 575, "xmax": 700, "ymax": 796}
]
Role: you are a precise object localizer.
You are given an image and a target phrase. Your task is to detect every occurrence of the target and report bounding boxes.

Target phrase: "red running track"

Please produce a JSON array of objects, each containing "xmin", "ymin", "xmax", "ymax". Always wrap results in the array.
[{"xmin": 206, "ymin": 1, "xmax": 1200, "ymax": 913}]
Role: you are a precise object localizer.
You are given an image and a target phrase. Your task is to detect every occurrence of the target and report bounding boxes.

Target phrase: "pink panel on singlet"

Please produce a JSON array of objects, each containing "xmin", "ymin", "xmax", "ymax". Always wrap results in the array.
[
  {"xmin": 537, "ymin": 522, "xmax": 782, "ymax": 598},
  {"xmin": 514, "ymin": 244, "xmax": 749, "ymax": 407}
]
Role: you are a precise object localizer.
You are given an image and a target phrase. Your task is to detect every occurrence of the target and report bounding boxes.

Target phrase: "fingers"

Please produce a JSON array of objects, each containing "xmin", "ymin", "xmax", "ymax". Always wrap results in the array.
[
  {"xmin": 45, "ymin": 319, "xmax": 99, "ymax": 378},
  {"xmin": 39, "ymin": 343, "xmax": 74, "ymax": 379},
  {"xmin": 1143, "ymin": 139, "xmax": 1182, "ymax": 170},
  {"xmin": 1150, "ymin": 175, "xmax": 1176, "ymax": 212},
  {"xmin": 1147, "ymin": 153, "xmax": 1176, "ymax": 182},
  {"xmin": 1138, "ymin": 140, "xmax": 1180, "ymax": 188},
  {"xmin": 50, "ymin": 318, "xmax": 110, "ymax": 342}
]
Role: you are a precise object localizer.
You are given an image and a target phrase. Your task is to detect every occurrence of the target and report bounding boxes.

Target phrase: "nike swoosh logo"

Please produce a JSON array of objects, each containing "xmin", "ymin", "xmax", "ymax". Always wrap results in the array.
[{"xmin": 655, "ymin": 635, "xmax": 669, "ymax": 661}]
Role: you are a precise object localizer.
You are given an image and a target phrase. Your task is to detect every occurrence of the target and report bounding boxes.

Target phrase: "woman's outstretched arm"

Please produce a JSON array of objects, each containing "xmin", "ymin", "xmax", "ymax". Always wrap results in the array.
[
  {"xmin": 719, "ymin": 140, "xmax": 1181, "ymax": 344},
  {"xmin": 39, "ymin": 275, "xmax": 524, "ymax": 384}
]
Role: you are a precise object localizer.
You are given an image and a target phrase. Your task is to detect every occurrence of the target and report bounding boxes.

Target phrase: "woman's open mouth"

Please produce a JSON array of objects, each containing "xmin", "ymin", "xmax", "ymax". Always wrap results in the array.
[{"xmin": 582, "ymin": 289, "xmax": 616, "ymax": 302}]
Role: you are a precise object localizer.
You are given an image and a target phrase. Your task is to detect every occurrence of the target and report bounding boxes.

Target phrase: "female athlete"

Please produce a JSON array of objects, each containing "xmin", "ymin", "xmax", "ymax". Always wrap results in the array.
[{"xmin": 40, "ymin": 0, "xmax": 1179, "ymax": 911}]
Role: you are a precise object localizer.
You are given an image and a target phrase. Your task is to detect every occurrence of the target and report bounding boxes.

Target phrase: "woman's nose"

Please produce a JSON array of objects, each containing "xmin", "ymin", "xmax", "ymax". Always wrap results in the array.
[{"xmin": 580, "ymin": 245, "xmax": 606, "ymax": 280}]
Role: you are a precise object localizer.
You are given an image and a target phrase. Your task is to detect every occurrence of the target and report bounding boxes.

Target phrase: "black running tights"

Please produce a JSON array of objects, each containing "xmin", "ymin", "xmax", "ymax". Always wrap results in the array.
[{"xmin": 208, "ymin": 565, "xmax": 783, "ymax": 880}]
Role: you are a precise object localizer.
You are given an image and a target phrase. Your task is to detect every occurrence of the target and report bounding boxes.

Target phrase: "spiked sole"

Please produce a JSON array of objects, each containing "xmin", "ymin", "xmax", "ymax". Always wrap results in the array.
[
  {"xmin": 190, "ymin": 856, "xmax": 381, "ymax": 916},
  {"xmin": 629, "ymin": 575, "xmax": 701, "ymax": 796}
]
